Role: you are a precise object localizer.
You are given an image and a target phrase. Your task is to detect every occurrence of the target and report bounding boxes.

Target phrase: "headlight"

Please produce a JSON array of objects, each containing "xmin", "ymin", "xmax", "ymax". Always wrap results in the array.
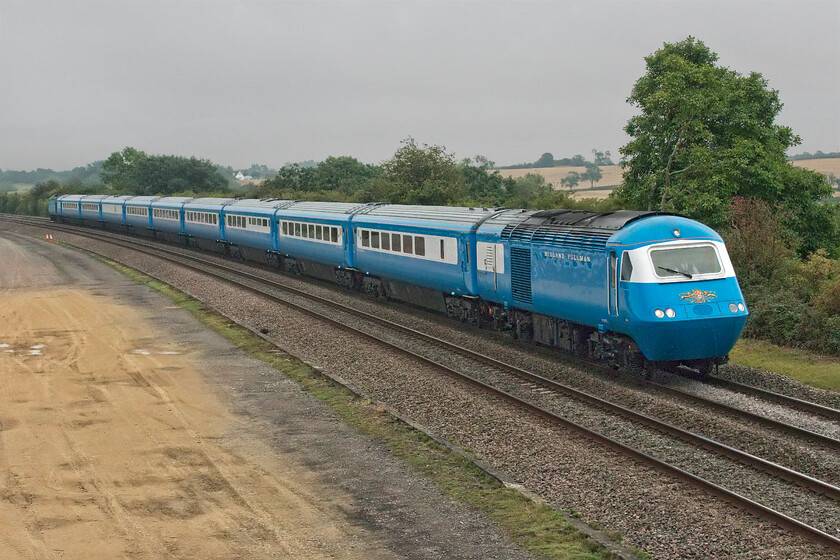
[
  {"xmin": 665, "ymin": 308, "xmax": 676, "ymax": 318},
  {"xmin": 654, "ymin": 309, "xmax": 665, "ymax": 318},
  {"xmin": 729, "ymin": 303, "xmax": 738, "ymax": 313},
  {"xmin": 738, "ymin": 302, "xmax": 745, "ymax": 312}
]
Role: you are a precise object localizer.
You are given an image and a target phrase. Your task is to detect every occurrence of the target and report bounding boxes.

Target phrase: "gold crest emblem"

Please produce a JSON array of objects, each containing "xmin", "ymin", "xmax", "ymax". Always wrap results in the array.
[{"xmin": 679, "ymin": 289, "xmax": 717, "ymax": 304}]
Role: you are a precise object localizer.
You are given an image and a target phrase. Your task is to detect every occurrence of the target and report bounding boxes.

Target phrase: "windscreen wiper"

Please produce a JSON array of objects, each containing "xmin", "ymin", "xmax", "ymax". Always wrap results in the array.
[{"xmin": 657, "ymin": 266, "xmax": 693, "ymax": 279}]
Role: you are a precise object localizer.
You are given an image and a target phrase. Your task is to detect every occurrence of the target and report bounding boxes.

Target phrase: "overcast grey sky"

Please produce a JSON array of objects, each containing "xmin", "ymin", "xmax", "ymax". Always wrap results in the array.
[{"xmin": 1, "ymin": 0, "xmax": 838, "ymax": 171}]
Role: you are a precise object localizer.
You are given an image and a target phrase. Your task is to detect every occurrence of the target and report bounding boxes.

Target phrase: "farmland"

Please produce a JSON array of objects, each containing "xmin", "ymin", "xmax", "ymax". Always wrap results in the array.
[{"xmin": 496, "ymin": 157, "xmax": 840, "ymax": 199}]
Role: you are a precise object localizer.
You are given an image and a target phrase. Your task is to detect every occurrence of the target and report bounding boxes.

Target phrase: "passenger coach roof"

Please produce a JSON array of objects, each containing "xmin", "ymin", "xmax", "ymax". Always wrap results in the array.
[
  {"xmin": 356, "ymin": 204, "xmax": 498, "ymax": 225},
  {"xmin": 285, "ymin": 201, "xmax": 369, "ymax": 214},
  {"xmin": 184, "ymin": 197, "xmax": 235, "ymax": 207},
  {"xmin": 155, "ymin": 197, "xmax": 194, "ymax": 204},
  {"xmin": 228, "ymin": 198, "xmax": 293, "ymax": 209},
  {"xmin": 125, "ymin": 196, "xmax": 162, "ymax": 204}
]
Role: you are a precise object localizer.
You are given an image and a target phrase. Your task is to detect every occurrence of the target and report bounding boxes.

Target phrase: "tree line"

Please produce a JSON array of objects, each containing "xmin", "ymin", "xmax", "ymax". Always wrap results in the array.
[{"xmin": 2, "ymin": 36, "xmax": 840, "ymax": 355}]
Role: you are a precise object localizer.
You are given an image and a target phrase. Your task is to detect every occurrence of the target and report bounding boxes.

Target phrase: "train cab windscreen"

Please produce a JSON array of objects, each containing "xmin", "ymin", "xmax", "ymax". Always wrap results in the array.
[{"xmin": 650, "ymin": 245, "xmax": 721, "ymax": 279}]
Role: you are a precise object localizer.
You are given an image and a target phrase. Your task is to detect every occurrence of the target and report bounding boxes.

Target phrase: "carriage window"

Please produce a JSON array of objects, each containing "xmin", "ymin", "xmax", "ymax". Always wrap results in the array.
[
  {"xmin": 307, "ymin": 224, "xmax": 314, "ymax": 238},
  {"xmin": 414, "ymin": 236, "xmax": 425, "ymax": 256},
  {"xmin": 295, "ymin": 223, "xmax": 301, "ymax": 236},
  {"xmin": 331, "ymin": 227, "xmax": 339, "ymax": 243},
  {"xmin": 621, "ymin": 253, "xmax": 633, "ymax": 281},
  {"xmin": 391, "ymin": 233, "xmax": 401, "ymax": 252},
  {"xmin": 381, "ymin": 232, "xmax": 390, "ymax": 250},
  {"xmin": 315, "ymin": 225, "xmax": 322, "ymax": 240},
  {"xmin": 361, "ymin": 230, "xmax": 370, "ymax": 247},
  {"xmin": 371, "ymin": 231, "xmax": 380, "ymax": 249},
  {"xmin": 403, "ymin": 235, "xmax": 413, "ymax": 254},
  {"xmin": 440, "ymin": 240, "xmax": 445, "ymax": 260},
  {"xmin": 651, "ymin": 245, "xmax": 721, "ymax": 278}
]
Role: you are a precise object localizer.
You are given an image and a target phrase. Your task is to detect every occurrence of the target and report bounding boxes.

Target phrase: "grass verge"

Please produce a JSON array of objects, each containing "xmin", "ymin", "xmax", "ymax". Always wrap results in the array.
[
  {"xmin": 99, "ymin": 256, "xmax": 632, "ymax": 560},
  {"xmin": 730, "ymin": 339, "xmax": 840, "ymax": 392}
]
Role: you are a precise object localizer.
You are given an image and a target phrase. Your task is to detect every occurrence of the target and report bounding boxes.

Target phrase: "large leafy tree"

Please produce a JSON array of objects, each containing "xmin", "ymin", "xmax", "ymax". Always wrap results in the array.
[
  {"xmin": 614, "ymin": 37, "xmax": 835, "ymax": 252},
  {"xmin": 102, "ymin": 147, "xmax": 230, "ymax": 195},
  {"xmin": 357, "ymin": 138, "xmax": 468, "ymax": 206}
]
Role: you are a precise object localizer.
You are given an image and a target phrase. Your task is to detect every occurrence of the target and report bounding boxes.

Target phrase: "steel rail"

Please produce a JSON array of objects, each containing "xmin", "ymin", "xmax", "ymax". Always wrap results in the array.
[
  {"xmin": 645, "ymin": 379, "xmax": 840, "ymax": 450},
  {"xmin": 9, "ymin": 217, "xmax": 840, "ymax": 453},
  {"xmin": 708, "ymin": 377, "xmax": 840, "ymax": 422},
  {"xmin": 16, "ymin": 216, "xmax": 840, "ymax": 452},
  {"xmin": 4, "ymin": 215, "xmax": 840, "ymax": 552}
]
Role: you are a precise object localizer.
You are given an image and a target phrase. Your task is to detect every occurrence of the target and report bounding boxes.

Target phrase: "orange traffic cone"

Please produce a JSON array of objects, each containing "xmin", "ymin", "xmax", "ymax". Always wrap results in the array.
[{"xmin": 45, "ymin": 233, "xmax": 53, "ymax": 242}]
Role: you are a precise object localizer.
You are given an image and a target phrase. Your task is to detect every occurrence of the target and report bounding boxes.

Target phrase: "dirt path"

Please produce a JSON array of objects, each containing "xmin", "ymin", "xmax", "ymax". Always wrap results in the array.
[{"xmin": 0, "ymin": 287, "xmax": 395, "ymax": 560}]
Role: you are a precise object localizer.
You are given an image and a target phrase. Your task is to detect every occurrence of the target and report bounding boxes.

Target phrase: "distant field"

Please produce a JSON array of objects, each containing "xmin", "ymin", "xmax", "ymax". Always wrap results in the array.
[
  {"xmin": 792, "ymin": 157, "xmax": 840, "ymax": 177},
  {"xmin": 497, "ymin": 158, "xmax": 840, "ymax": 200},
  {"xmin": 496, "ymin": 165, "xmax": 622, "ymax": 199}
]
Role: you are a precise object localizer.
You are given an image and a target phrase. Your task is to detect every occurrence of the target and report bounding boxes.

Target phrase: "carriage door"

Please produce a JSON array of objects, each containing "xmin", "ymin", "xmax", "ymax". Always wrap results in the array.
[{"xmin": 609, "ymin": 251, "xmax": 618, "ymax": 316}]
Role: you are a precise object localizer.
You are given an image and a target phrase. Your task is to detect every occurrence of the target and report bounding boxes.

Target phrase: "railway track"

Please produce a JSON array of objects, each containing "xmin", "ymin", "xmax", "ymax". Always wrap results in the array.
[
  {"xmin": 707, "ymin": 376, "xmax": 840, "ymax": 422},
  {"xmin": 4, "ymin": 214, "xmax": 840, "ymax": 553},
  {"xmin": 15, "ymin": 215, "xmax": 840, "ymax": 446}
]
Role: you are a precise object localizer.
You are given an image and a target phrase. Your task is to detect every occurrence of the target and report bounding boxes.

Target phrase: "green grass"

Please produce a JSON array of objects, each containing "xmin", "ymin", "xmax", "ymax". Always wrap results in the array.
[
  {"xmin": 97, "ymin": 257, "xmax": 628, "ymax": 560},
  {"xmin": 730, "ymin": 338, "xmax": 840, "ymax": 391}
]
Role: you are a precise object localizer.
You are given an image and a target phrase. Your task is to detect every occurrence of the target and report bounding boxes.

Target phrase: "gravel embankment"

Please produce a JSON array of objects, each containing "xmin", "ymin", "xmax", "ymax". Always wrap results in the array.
[{"xmin": 7, "ymin": 221, "xmax": 838, "ymax": 560}]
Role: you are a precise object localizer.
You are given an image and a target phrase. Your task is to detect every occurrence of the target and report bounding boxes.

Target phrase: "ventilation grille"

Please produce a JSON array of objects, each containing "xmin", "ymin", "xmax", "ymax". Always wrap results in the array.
[
  {"xmin": 510, "ymin": 247, "xmax": 532, "ymax": 304},
  {"xmin": 502, "ymin": 224, "xmax": 611, "ymax": 252}
]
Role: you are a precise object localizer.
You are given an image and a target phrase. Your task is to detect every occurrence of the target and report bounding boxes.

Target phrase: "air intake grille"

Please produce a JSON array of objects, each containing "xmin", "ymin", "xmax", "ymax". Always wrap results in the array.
[
  {"xmin": 510, "ymin": 247, "xmax": 532, "ymax": 304},
  {"xmin": 502, "ymin": 224, "xmax": 611, "ymax": 251}
]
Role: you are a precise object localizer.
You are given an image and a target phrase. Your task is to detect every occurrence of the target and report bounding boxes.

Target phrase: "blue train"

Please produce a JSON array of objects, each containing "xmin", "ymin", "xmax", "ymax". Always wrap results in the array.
[{"xmin": 50, "ymin": 194, "xmax": 749, "ymax": 374}]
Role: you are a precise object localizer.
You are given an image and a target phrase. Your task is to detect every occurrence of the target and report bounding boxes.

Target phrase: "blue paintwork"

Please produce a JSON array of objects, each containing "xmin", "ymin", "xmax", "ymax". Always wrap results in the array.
[
  {"xmin": 182, "ymin": 198, "xmax": 233, "ymax": 241},
  {"xmin": 222, "ymin": 199, "xmax": 289, "ymax": 252},
  {"xmin": 79, "ymin": 195, "xmax": 108, "ymax": 221},
  {"xmin": 279, "ymin": 201, "xmax": 368, "ymax": 267},
  {"xmin": 617, "ymin": 279, "xmax": 747, "ymax": 361},
  {"xmin": 276, "ymin": 209, "xmax": 352, "ymax": 267},
  {"xmin": 48, "ymin": 196, "xmax": 750, "ymax": 364},
  {"xmin": 100, "ymin": 195, "xmax": 132, "ymax": 225},
  {"xmin": 608, "ymin": 215, "xmax": 721, "ymax": 249},
  {"xmin": 351, "ymin": 204, "xmax": 496, "ymax": 295},
  {"xmin": 151, "ymin": 197, "xmax": 193, "ymax": 235},
  {"xmin": 58, "ymin": 194, "xmax": 83, "ymax": 220},
  {"xmin": 124, "ymin": 196, "xmax": 161, "ymax": 230},
  {"xmin": 352, "ymin": 221, "xmax": 470, "ymax": 294}
]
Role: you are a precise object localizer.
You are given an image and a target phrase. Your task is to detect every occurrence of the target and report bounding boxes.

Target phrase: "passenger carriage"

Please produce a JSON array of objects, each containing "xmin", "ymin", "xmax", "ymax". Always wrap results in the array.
[
  {"xmin": 79, "ymin": 194, "xmax": 109, "ymax": 223},
  {"xmin": 99, "ymin": 195, "xmax": 133, "ymax": 228},
  {"xmin": 181, "ymin": 198, "xmax": 232, "ymax": 250},
  {"xmin": 56, "ymin": 194, "xmax": 84, "ymax": 221},
  {"xmin": 123, "ymin": 196, "xmax": 162, "ymax": 234},
  {"xmin": 221, "ymin": 199, "xmax": 290, "ymax": 256},
  {"xmin": 275, "ymin": 201, "xmax": 365, "ymax": 280},
  {"xmin": 150, "ymin": 197, "xmax": 193, "ymax": 238},
  {"xmin": 350, "ymin": 205, "xmax": 497, "ymax": 308}
]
